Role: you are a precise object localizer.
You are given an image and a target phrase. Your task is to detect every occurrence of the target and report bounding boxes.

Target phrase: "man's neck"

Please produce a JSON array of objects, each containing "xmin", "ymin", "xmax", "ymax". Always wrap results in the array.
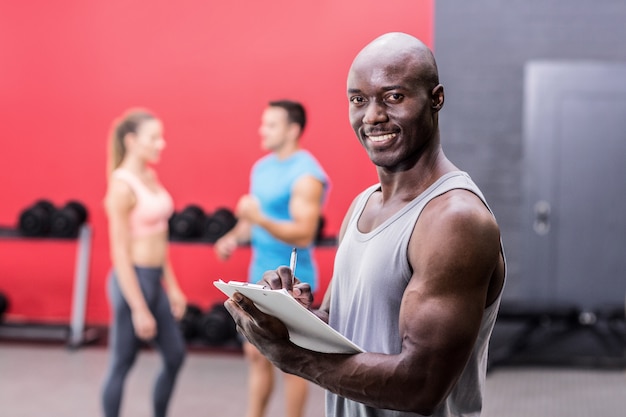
[
  {"xmin": 274, "ymin": 143, "xmax": 300, "ymax": 160},
  {"xmin": 377, "ymin": 147, "xmax": 457, "ymax": 203}
]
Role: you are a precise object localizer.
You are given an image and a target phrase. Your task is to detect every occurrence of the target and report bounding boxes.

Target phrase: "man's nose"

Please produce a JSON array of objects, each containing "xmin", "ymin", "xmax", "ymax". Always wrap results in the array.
[{"xmin": 362, "ymin": 102, "xmax": 388, "ymax": 125}]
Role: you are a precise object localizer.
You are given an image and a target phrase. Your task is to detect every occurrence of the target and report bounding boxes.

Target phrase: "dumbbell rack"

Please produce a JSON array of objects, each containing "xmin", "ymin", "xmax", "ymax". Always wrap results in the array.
[{"xmin": 0, "ymin": 224, "xmax": 96, "ymax": 348}]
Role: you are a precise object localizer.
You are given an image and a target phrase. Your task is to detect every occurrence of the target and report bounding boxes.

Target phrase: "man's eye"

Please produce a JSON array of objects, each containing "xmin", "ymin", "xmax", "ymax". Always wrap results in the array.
[
  {"xmin": 350, "ymin": 96, "xmax": 365, "ymax": 105},
  {"xmin": 386, "ymin": 93, "xmax": 403, "ymax": 103}
]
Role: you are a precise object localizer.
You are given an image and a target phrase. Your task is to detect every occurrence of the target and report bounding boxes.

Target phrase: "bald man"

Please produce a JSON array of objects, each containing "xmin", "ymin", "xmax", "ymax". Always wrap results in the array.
[{"xmin": 224, "ymin": 32, "xmax": 506, "ymax": 417}]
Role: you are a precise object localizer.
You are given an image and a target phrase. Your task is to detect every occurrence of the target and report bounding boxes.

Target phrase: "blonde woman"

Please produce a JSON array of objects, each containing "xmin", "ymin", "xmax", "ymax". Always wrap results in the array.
[{"xmin": 101, "ymin": 109, "xmax": 186, "ymax": 417}]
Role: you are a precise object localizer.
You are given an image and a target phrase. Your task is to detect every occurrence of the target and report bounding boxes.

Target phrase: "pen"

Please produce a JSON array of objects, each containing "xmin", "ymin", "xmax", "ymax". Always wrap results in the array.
[{"xmin": 289, "ymin": 247, "xmax": 298, "ymax": 285}]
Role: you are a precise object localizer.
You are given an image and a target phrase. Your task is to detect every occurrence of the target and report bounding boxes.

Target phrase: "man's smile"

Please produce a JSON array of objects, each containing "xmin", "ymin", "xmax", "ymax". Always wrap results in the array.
[{"xmin": 367, "ymin": 132, "xmax": 397, "ymax": 142}]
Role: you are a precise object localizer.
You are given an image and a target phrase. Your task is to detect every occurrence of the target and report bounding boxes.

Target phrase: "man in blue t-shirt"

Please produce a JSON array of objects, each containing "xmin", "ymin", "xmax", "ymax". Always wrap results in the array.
[{"xmin": 214, "ymin": 99, "xmax": 329, "ymax": 417}]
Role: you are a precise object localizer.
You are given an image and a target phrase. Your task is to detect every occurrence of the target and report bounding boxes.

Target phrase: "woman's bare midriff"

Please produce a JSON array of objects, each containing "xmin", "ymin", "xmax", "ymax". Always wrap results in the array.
[{"xmin": 130, "ymin": 231, "xmax": 169, "ymax": 267}]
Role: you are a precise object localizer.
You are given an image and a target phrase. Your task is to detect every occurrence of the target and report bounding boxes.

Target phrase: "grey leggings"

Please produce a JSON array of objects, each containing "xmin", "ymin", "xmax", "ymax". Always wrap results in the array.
[{"xmin": 101, "ymin": 266, "xmax": 186, "ymax": 417}]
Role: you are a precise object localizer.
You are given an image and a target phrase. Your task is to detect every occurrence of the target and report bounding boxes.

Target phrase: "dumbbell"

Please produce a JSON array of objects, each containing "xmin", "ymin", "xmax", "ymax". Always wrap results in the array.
[
  {"xmin": 315, "ymin": 216, "xmax": 326, "ymax": 243},
  {"xmin": 204, "ymin": 207, "xmax": 237, "ymax": 242},
  {"xmin": 0, "ymin": 291, "xmax": 9, "ymax": 321},
  {"xmin": 179, "ymin": 303, "xmax": 203, "ymax": 341},
  {"xmin": 50, "ymin": 200, "xmax": 88, "ymax": 238},
  {"xmin": 18, "ymin": 199, "xmax": 56, "ymax": 237},
  {"xmin": 170, "ymin": 205, "xmax": 206, "ymax": 240},
  {"xmin": 198, "ymin": 303, "xmax": 238, "ymax": 345}
]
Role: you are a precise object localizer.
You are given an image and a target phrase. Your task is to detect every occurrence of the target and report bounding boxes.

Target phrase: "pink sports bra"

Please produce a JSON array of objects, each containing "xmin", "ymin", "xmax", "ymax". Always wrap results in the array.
[{"xmin": 111, "ymin": 168, "xmax": 174, "ymax": 238}]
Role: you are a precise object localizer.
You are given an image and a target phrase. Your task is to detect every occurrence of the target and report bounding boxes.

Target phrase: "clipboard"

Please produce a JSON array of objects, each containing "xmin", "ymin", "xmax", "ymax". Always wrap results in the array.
[{"xmin": 213, "ymin": 280, "xmax": 364, "ymax": 354}]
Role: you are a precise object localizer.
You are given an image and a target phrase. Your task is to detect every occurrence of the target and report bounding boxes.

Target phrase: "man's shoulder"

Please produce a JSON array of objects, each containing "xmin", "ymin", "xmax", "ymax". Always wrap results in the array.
[
  {"xmin": 293, "ymin": 150, "xmax": 328, "ymax": 178},
  {"xmin": 419, "ymin": 188, "xmax": 500, "ymax": 238},
  {"xmin": 251, "ymin": 153, "xmax": 276, "ymax": 170},
  {"xmin": 294, "ymin": 149, "xmax": 323, "ymax": 165}
]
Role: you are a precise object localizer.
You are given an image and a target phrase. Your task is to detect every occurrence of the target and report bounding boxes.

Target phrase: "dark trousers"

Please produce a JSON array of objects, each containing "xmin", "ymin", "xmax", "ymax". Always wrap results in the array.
[{"xmin": 101, "ymin": 266, "xmax": 186, "ymax": 417}]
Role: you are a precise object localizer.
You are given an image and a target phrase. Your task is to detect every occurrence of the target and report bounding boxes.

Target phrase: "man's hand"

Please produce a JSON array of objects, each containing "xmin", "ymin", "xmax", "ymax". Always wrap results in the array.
[
  {"xmin": 214, "ymin": 234, "xmax": 238, "ymax": 260},
  {"xmin": 236, "ymin": 194, "xmax": 262, "ymax": 224},
  {"xmin": 224, "ymin": 291, "xmax": 291, "ymax": 360},
  {"xmin": 260, "ymin": 266, "xmax": 314, "ymax": 309}
]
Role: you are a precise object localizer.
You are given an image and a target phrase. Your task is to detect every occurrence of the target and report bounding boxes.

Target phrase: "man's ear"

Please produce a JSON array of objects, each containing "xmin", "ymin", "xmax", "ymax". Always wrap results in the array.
[
  {"xmin": 431, "ymin": 84, "xmax": 444, "ymax": 112},
  {"xmin": 288, "ymin": 123, "xmax": 302, "ymax": 142}
]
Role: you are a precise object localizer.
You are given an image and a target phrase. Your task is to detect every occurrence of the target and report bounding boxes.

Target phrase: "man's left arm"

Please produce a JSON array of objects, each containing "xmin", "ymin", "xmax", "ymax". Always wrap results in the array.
[
  {"xmin": 236, "ymin": 175, "xmax": 324, "ymax": 247},
  {"xmin": 224, "ymin": 190, "xmax": 502, "ymax": 414}
]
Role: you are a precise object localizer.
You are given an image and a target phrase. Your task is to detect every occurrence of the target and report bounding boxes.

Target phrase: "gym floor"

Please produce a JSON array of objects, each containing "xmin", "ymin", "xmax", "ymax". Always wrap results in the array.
[{"xmin": 1, "ymin": 342, "xmax": 625, "ymax": 417}]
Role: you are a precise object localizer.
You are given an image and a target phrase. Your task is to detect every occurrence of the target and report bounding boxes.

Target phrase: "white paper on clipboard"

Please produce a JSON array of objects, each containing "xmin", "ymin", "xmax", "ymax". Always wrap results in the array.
[{"xmin": 214, "ymin": 280, "xmax": 364, "ymax": 354}]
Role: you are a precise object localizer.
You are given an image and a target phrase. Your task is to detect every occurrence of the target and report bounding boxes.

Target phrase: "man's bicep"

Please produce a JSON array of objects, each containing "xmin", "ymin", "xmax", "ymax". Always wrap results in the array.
[
  {"xmin": 289, "ymin": 175, "xmax": 324, "ymax": 225},
  {"xmin": 405, "ymin": 191, "xmax": 500, "ymax": 330},
  {"xmin": 396, "ymin": 275, "xmax": 486, "ymax": 403},
  {"xmin": 399, "ymin": 278, "xmax": 485, "ymax": 359},
  {"xmin": 398, "ymin": 196, "xmax": 500, "ymax": 396}
]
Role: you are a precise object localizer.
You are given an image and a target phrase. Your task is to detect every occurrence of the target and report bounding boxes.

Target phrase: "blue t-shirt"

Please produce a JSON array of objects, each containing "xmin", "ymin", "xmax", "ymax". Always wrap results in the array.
[{"xmin": 248, "ymin": 150, "xmax": 329, "ymax": 290}]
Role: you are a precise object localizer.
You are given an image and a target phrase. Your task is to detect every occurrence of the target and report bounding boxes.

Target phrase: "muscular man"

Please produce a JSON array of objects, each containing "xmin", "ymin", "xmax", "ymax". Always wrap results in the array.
[
  {"xmin": 224, "ymin": 33, "xmax": 506, "ymax": 417},
  {"xmin": 214, "ymin": 100, "xmax": 329, "ymax": 417}
]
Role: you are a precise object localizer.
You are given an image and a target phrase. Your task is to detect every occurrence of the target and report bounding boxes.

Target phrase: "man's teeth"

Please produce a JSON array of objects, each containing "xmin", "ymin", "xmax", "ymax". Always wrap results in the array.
[{"xmin": 369, "ymin": 133, "xmax": 396, "ymax": 142}]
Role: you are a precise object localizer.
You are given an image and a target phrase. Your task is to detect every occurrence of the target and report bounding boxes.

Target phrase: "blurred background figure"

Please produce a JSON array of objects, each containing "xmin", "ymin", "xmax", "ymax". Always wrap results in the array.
[
  {"xmin": 214, "ymin": 100, "xmax": 330, "ymax": 417},
  {"xmin": 101, "ymin": 109, "xmax": 187, "ymax": 417}
]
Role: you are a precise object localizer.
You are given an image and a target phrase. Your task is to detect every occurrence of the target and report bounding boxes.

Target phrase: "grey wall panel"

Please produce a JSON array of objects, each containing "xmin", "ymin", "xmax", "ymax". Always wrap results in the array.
[
  {"xmin": 522, "ymin": 62, "xmax": 626, "ymax": 308},
  {"xmin": 434, "ymin": 0, "xmax": 626, "ymax": 302}
]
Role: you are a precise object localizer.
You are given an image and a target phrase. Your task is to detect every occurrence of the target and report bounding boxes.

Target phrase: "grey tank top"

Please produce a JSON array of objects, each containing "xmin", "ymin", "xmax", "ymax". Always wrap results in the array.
[{"xmin": 326, "ymin": 171, "xmax": 505, "ymax": 417}]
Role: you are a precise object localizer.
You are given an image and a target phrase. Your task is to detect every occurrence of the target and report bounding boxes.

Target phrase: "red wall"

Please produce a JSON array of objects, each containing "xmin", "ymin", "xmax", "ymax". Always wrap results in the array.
[{"xmin": 0, "ymin": 1, "xmax": 433, "ymax": 324}]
